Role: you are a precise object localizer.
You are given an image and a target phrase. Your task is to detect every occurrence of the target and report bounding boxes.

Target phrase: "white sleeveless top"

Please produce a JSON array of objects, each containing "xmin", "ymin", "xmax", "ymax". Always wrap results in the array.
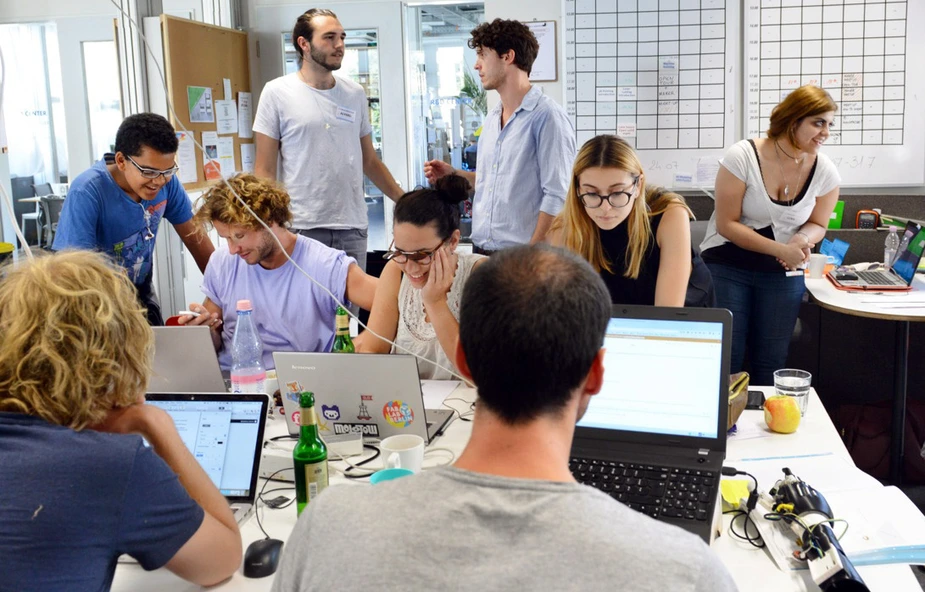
[{"xmin": 390, "ymin": 253, "xmax": 485, "ymax": 380}]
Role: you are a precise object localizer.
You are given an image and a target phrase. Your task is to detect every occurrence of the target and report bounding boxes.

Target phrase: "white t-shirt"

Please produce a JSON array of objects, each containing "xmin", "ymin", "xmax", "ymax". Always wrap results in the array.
[
  {"xmin": 253, "ymin": 73, "xmax": 372, "ymax": 230},
  {"xmin": 700, "ymin": 139, "xmax": 841, "ymax": 252}
]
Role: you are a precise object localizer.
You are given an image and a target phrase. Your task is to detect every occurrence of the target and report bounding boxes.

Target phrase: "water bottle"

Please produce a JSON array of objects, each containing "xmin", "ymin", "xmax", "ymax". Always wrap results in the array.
[
  {"xmin": 230, "ymin": 299, "xmax": 266, "ymax": 394},
  {"xmin": 884, "ymin": 226, "xmax": 900, "ymax": 267}
]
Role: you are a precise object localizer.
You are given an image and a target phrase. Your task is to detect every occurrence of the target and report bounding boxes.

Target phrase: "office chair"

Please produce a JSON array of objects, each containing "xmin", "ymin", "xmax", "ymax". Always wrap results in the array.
[{"xmin": 39, "ymin": 196, "xmax": 66, "ymax": 249}]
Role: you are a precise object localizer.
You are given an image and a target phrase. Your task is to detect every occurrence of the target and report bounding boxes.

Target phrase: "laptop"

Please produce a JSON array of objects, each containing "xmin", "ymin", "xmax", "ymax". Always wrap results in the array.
[
  {"xmin": 145, "ymin": 393, "xmax": 269, "ymax": 524},
  {"xmin": 569, "ymin": 306, "xmax": 732, "ymax": 544},
  {"xmin": 273, "ymin": 352, "xmax": 455, "ymax": 444},
  {"xmin": 827, "ymin": 220, "xmax": 925, "ymax": 291},
  {"xmin": 149, "ymin": 327, "xmax": 226, "ymax": 393}
]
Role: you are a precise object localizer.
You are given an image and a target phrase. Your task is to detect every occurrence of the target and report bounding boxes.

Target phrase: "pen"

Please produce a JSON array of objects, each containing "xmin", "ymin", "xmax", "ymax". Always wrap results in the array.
[{"xmin": 178, "ymin": 310, "xmax": 203, "ymax": 316}]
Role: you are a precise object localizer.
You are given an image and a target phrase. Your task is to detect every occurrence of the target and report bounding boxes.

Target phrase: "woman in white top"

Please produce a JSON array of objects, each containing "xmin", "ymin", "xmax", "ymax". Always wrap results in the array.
[
  {"xmin": 357, "ymin": 176, "xmax": 486, "ymax": 379},
  {"xmin": 699, "ymin": 85, "xmax": 841, "ymax": 385}
]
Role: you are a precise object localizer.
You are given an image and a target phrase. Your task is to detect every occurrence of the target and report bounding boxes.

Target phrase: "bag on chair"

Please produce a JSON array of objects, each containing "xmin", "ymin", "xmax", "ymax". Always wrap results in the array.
[{"xmin": 837, "ymin": 399, "xmax": 925, "ymax": 484}]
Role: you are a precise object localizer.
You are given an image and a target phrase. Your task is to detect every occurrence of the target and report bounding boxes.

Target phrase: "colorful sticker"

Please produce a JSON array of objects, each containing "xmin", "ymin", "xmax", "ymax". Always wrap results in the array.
[
  {"xmin": 290, "ymin": 410, "xmax": 301, "ymax": 425},
  {"xmin": 285, "ymin": 381, "xmax": 302, "ymax": 403},
  {"xmin": 383, "ymin": 400, "xmax": 414, "ymax": 428},
  {"xmin": 321, "ymin": 404, "xmax": 341, "ymax": 420},
  {"xmin": 357, "ymin": 395, "xmax": 372, "ymax": 420}
]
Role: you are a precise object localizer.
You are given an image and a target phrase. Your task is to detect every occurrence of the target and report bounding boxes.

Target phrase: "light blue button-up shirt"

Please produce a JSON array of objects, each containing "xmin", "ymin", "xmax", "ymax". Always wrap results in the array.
[{"xmin": 470, "ymin": 85, "xmax": 576, "ymax": 250}]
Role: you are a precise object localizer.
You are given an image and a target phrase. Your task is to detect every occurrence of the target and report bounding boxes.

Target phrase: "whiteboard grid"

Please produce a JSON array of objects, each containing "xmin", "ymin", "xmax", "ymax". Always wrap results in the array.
[{"xmin": 564, "ymin": 0, "xmax": 739, "ymax": 190}]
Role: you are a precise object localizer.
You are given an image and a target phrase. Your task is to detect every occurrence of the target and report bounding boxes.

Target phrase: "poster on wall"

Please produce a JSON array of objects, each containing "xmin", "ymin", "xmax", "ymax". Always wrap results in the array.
[{"xmin": 527, "ymin": 21, "xmax": 557, "ymax": 82}]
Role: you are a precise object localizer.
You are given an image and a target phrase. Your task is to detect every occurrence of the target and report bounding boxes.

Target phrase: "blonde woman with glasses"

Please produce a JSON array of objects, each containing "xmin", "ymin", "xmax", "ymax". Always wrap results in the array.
[
  {"xmin": 357, "ymin": 176, "xmax": 486, "ymax": 379},
  {"xmin": 547, "ymin": 134, "xmax": 714, "ymax": 308}
]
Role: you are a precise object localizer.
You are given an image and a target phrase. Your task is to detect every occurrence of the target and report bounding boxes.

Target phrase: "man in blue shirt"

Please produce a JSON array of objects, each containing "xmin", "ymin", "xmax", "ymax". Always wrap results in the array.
[
  {"xmin": 425, "ymin": 19, "xmax": 576, "ymax": 254},
  {"xmin": 53, "ymin": 113, "xmax": 214, "ymax": 324}
]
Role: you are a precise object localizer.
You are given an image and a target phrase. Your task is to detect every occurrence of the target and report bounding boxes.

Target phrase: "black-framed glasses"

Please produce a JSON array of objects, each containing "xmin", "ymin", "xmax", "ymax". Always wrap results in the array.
[
  {"xmin": 126, "ymin": 155, "xmax": 180, "ymax": 180},
  {"xmin": 383, "ymin": 238, "xmax": 447, "ymax": 265},
  {"xmin": 578, "ymin": 176, "xmax": 639, "ymax": 209}
]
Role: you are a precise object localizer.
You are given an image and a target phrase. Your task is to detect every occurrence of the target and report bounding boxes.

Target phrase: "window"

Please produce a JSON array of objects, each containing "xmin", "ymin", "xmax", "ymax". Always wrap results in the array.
[{"xmin": 82, "ymin": 41, "xmax": 122, "ymax": 161}]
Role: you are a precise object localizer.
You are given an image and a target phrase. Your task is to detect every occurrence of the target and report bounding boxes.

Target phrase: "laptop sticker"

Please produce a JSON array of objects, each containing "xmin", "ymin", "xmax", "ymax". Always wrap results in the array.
[
  {"xmin": 321, "ymin": 405, "xmax": 341, "ymax": 420},
  {"xmin": 357, "ymin": 395, "xmax": 373, "ymax": 421},
  {"xmin": 383, "ymin": 400, "xmax": 415, "ymax": 428}
]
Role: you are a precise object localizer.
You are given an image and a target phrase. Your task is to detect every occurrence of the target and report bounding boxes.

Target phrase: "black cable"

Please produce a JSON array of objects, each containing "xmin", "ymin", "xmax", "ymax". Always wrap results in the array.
[
  {"xmin": 254, "ymin": 467, "xmax": 294, "ymax": 539},
  {"xmin": 724, "ymin": 509, "xmax": 765, "ymax": 548},
  {"xmin": 343, "ymin": 444, "xmax": 382, "ymax": 480},
  {"xmin": 269, "ymin": 434, "xmax": 299, "ymax": 442}
]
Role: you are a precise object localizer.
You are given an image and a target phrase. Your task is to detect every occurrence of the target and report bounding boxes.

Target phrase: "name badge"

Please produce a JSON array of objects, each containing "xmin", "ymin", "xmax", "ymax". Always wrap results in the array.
[{"xmin": 335, "ymin": 106, "xmax": 356, "ymax": 123}]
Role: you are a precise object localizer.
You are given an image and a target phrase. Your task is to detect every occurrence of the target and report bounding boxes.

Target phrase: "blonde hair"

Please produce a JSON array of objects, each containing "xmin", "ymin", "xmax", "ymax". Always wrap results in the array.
[
  {"xmin": 550, "ymin": 135, "xmax": 693, "ymax": 278},
  {"xmin": 0, "ymin": 251, "xmax": 153, "ymax": 429},
  {"xmin": 768, "ymin": 85, "xmax": 838, "ymax": 147},
  {"xmin": 193, "ymin": 173, "xmax": 293, "ymax": 231}
]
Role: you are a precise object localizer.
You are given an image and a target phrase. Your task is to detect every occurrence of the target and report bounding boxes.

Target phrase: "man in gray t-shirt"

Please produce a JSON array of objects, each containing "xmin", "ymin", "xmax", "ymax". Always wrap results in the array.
[{"xmin": 272, "ymin": 245, "xmax": 738, "ymax": 592}]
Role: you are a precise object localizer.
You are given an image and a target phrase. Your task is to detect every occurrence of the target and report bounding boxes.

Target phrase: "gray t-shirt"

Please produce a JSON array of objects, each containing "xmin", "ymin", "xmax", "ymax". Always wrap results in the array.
[
  {"xmin": 253, "ymin": 73, "xmax": 372, "ymax": 231},
  {"xmin": 271, "ymin": 467, "xmax": 738, "ymax": 591}
]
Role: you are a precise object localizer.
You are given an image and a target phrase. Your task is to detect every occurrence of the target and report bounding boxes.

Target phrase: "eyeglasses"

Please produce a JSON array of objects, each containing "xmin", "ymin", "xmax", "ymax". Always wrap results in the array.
[
  {"xmin": 383, "ymin": 238, "xmax": 446, "ymax": 265},
  {"xmin": 578, "ymin": 176, "xmax": 640, "ymax": 209},
  {"xmin": 126, "ymin": 155, "xmax": 180, "ymax": 180}
]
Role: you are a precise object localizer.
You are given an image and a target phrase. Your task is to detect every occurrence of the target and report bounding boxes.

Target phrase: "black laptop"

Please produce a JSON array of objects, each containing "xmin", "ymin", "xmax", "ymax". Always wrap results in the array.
[{"xmin": 570, "ymin": 306, "xmax": 732, "ymax": 544}]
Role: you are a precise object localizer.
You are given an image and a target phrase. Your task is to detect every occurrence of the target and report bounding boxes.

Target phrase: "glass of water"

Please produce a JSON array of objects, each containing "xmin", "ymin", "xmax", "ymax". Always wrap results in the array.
[{"xmin": 773, "ymin": 369, "xmax": 812, "ymax": 416}]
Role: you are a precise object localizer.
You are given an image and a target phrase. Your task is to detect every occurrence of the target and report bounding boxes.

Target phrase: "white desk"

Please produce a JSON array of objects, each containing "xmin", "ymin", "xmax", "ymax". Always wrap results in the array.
[
  {"xmin": 805, "ymin": 275, "xmax": 925, "ymax": 483},
  {"xmin": 113, "ymin": 385, "xmax": 925, "ymax": 591}
]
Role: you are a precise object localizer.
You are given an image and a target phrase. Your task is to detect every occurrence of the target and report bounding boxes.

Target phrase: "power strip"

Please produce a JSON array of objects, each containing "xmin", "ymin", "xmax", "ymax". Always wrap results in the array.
[{"xmin": 260, "ymin": 446, "xmax": 295, "ymax": 482}]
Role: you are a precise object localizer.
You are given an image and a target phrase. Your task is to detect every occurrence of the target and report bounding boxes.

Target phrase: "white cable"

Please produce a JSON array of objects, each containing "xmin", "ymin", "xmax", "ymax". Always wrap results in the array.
[
  {"xmin": 108, "ymin": 1, "xmax": 473, "ymax": 386},
  {"xmin": 0, "ymin": 44, "xmax": 35, "ymax": 260}
]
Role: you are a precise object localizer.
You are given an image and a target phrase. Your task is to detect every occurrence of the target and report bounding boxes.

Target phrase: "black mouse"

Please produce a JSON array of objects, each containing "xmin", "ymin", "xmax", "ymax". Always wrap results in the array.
[{"xmin": 243, "ymin": 538, "xmax": 284, "ymax": 578}]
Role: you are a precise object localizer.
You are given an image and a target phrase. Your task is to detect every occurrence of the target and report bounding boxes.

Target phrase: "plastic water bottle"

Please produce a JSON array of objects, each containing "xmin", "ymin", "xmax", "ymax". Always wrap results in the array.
[
  {"xmin": 884, "ymin": 226, "xmax": 900, "ymax": 267},
  {"xmin": 230, "ymin": 299, "xmax": 266, "ymax": 394}
]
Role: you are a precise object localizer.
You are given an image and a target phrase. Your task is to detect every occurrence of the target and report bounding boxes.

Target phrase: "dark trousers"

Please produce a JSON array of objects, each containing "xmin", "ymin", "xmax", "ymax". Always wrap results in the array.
[{"xmin": 136, "ymin": 276, "xmax": 164, "ymax": 326}]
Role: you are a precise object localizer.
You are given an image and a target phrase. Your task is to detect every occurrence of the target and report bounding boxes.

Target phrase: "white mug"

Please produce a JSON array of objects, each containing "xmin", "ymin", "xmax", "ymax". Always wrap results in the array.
[
  {"xmin": 380, "ymin": 434, "xmax": 424, "ymax": 474},
  {"xmin": 808, "ymin": 253, "xmax": 828, "ymax": 279}
]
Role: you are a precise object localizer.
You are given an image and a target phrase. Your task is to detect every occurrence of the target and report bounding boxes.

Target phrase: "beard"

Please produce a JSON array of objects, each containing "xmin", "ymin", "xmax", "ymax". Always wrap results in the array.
[
  {"xmin": 253, "ymin": 231, "xmax": 279, "ymax": 266},
  {"xmin": 309, "ymin": 45, "xmax": 342, "ymax": 72}
]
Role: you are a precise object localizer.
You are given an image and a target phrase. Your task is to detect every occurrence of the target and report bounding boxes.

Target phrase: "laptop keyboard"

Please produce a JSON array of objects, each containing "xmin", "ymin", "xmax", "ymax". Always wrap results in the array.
[
  {"xmin": 857, "ymin": 270, "xmax": 899, "ymax": 285},
  {"xmin": 569, "ymin": 458, "xmax": 716, "ymax": 522}
]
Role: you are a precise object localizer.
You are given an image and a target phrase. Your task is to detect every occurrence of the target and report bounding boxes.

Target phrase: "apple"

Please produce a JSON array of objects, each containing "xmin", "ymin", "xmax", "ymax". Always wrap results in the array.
[{"xmin": 764, "ymin": 395, "xmax": 801, "ymax": 434}]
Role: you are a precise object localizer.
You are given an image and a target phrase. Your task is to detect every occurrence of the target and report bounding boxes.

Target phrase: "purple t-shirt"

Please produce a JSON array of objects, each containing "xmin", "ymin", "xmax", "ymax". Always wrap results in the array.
[{"xmin": 203, "ymin": 234, "xmax": 355, "ymax": 370}]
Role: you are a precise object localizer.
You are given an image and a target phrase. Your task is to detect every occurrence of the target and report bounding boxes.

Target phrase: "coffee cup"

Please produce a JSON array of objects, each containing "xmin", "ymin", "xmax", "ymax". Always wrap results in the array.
[
  {"xmin": 379, "ymin": 434, "xmax": 425, "ymax": 474},
  {"xmin": 808, "ymin": 253, "xmax": 827, "ymax": 279}
]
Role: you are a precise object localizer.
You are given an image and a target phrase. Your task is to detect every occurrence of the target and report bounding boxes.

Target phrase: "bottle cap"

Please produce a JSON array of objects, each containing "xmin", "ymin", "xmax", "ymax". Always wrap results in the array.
[
  {"xmin": 889, "ymin": 226, "xmax": 897, "ymax": 231},
  {"xmin": 236, "ymin": 299, "xmax": 253, "ymax": 311}
]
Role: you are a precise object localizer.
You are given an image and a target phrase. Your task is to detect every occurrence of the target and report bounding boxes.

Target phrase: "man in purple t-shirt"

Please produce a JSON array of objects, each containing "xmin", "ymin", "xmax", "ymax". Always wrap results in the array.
[{"xmin": 180, "ymin": 174, "xmax": 377, "ymax": 370}]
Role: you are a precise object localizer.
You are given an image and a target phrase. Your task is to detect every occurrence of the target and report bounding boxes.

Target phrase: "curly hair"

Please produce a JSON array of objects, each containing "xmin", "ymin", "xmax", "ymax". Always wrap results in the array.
[
  {"xmin": 193, "ymin": 174, "xmax": 293, "ymax": 231},
  {"xmin": 0, "ymin": 251, "xmax": 153, "ymax": 430},
  {"xmin": 468, "ymin": 19, "xmax": 539, "ymax": 75}
]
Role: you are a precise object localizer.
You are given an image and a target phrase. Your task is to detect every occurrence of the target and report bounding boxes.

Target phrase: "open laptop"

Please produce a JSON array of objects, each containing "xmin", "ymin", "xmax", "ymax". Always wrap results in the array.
[
  {"xmin": 273, "ymin": 352, "xmax": 455, "ymax": 444},
  {"xmin": 569, "ymin": 306, "xmax": 732, "ymax": 544},
  {"xmin": 145, "ymin": 393, "xmax": 269, "ymax": 524},
  {"xmin": 149, "ymin": 327, "xmax": 226, "ymax": 393},
  {"xmin": 827, "ymin": 220, "xmax": 925, "ymax": 291}
]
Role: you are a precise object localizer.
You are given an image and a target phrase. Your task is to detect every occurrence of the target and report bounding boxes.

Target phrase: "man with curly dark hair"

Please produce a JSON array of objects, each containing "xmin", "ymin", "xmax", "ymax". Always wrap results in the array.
[
  {"xmin": 53, "ymin": 113, "xmax": 214, "ymax": 325},
  {"xmin": 425, "ymin": 19, "xmax": 576, "ymax": 255},
  {"xmin": 179, "ymin": 174, "xmax": 377, "ymax": 371}
]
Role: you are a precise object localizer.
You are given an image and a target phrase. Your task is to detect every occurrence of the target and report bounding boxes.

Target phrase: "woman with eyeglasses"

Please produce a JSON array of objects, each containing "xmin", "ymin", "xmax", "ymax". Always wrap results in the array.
[
  {"xmin": 356, "ymin": 176, "xmax": 486, "ymax": 379},
  {"xmin": 699, "ymin": 85, "xmax": 839, "ymax": 385},
  {"xmin": 546, "ymin": 134, "xmax": 714, "ymax": 308}
]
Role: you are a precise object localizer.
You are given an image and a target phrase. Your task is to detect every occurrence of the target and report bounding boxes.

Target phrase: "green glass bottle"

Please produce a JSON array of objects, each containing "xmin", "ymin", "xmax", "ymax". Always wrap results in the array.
[
  {"xmin": 332, "ymin": 305, "xmax": 355, "ymax": 353},
  {"xmin": 293, "ymin": 391, "xmax": 328, "ymax": 515}
]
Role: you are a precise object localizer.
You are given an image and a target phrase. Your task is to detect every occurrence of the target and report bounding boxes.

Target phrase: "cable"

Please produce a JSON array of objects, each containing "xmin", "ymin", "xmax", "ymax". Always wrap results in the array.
[
  {"xmin": 723, "ymin": 509, "xmax": 765, "ymax": 548},
  {"xmin": 106, "ymin": 0, "xmax": 473, "ymax": 387},
  {"xmin": 253, "ymin": 467, "xmax": 293, "ymax": 540}
]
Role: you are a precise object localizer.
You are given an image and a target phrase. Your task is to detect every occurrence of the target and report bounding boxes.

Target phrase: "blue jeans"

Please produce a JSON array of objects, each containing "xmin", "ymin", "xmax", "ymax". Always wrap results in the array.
[
  {"xmin": 706, "ymin": 263, "xmax": 805, "ymax": 386},
  {"xmin": 297, "ymin": 227, "xmax": 368, "ymax": 271}
]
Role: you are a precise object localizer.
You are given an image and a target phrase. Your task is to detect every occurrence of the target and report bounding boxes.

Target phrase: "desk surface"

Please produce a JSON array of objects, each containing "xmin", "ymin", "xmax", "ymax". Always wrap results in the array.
[
  {"xmin": 806, "ymin": 275, "xmax": 925, "ymax": 321},
  {"xmin": 112, "ymin": 385, "xmax": 924, "ymax": 592}
]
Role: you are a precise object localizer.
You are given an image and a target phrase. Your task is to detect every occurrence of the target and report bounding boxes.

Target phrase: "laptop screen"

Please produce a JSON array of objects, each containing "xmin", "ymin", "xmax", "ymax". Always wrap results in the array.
[
  {"xmin": 891, "ymin": 221, "xmax": 925, "ymax": 285},
  {"xmin": 577, "ymin": 316, "xmax": 725, "ymax": 439},
  {"xmin": 145, "ymin": 395, "xmax": 266, "ymax": 498}
]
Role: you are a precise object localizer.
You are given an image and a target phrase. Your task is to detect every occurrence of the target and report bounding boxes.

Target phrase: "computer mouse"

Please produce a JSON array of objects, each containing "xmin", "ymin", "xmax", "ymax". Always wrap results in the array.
[{"xmin": 243, "ymin": 538, "xmax": 284, "ymax": 578}]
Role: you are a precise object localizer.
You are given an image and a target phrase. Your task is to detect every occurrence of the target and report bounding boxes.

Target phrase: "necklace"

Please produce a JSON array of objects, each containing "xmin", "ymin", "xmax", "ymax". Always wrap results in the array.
[
  {"xmin": 775, "ymin": 140, "xmax": 804, "ymax": 165},
  {"xmin": 774, "ymin": 140, "xmax": 805, "ymax": 200}
]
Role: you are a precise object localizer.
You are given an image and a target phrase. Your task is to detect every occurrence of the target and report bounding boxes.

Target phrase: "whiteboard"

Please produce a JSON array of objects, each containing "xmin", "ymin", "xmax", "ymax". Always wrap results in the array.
[
  {"xmin": 528, "ymin": 21, "xmax": 557, "ymax": 82},
  {"xmin": 745, "ymin": 0, "xmax": 925, "ymax": 188},
  {"xmin": 563, "ymin": 0, "xmax": 740, "ymax": 190}
]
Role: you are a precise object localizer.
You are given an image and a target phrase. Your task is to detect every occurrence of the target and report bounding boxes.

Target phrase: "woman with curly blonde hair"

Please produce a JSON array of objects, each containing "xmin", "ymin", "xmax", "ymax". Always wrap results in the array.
[
  {"xmin": 181, "ymin": 173, "xmax": 377, "ymax": 370},
  {"xmin": 547, "ymin": 135, "xmax": 714, "ymax": 307},
  {"xmin": 0, "ymin": 251, "xmax": 241, "ymax": 590}
]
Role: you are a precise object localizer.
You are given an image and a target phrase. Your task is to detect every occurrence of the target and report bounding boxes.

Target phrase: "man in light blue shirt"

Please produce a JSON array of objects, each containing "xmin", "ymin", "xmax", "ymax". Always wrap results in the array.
[{"xmin": 426, "ymin": 19, "xmax": 576, "ymax": 253}]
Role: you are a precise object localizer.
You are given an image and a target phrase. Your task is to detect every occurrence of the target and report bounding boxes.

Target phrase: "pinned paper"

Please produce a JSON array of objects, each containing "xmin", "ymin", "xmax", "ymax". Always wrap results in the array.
[
  {"xmin": 223, "ymin": 78, "xmax": 232, "ymax": 100},
  {"xmin": 175, "ymin": 131, "xmax": 198, "ymax": 184},
  {"xmin": 238, "ymin": 92, "xmax": 253, "ymax": 139},
  {"xmin": 217, "ymin": 136, "xmax": 236, "ymax": 178},
  {"xmin": 202, "ymin": 131, "xmax": 221, "ymax": 180},
  {"xmin": 187, "ymin": 86, "xmax": 214, "ymax": 123},
  {"xmin": 215, "ymin": 100, "xmax": 238, "ymax": 135},
  {"xmin": 240, "ymin": 143, "xmax": 255, "ymax": 173}
]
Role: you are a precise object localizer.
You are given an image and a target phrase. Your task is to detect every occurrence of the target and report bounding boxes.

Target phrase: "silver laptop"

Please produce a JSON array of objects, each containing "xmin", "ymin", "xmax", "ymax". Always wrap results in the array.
[
  {"xmin": 273, "ymin": 352, "xmax": 455, "ymax": 444},
  {"xmin": 570, "ymin": 306, "xmax": 732, "ymax": 544},
  {"xmin": 145, "ymin": 393, "xmax": 269, "ymax": 524},
  {"xmin": 149, "ymin": 327, "xmax": 226, "ymax": 393}
]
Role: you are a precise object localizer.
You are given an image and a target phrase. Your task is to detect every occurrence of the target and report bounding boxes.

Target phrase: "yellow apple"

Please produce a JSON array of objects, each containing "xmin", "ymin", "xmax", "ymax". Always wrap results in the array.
[{"xmin": 764, "ymin": 395, "xmax": 801, "ymax": 434}]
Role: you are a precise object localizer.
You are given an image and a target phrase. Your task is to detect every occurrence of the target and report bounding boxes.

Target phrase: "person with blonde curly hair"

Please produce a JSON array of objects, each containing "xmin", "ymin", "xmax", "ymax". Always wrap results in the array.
[
  {"xmin": 547, "ymin": 135, "xmax": 714, "ymax": 307},
  {"xmin": 181, "ymin": 173, "xmax": 377, "ymax": 370},
  {"xmin": 0, "ymin": 250, "xmax": 241, "ymax": 590}
]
